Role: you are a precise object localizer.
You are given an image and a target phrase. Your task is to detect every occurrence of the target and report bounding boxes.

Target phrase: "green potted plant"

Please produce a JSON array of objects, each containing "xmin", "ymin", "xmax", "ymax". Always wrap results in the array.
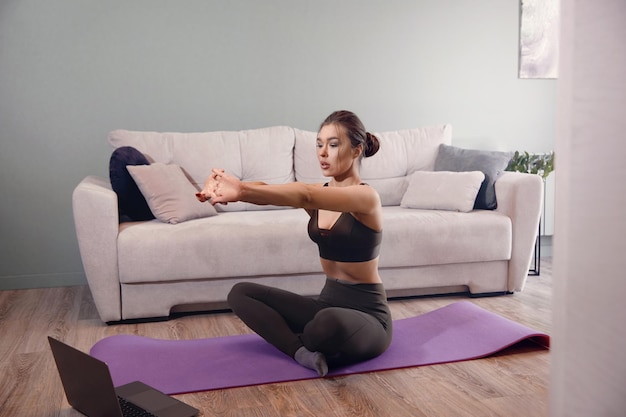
[{"xmin": 506, "ymin": 151, "xmax": 555, "ymax": 180}]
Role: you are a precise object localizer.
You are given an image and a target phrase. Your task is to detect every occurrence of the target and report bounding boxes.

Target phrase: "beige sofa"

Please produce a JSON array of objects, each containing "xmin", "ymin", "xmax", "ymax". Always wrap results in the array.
[{"xmin": 72, "ymin": 124, "xmax": 543, "ymax": 323}]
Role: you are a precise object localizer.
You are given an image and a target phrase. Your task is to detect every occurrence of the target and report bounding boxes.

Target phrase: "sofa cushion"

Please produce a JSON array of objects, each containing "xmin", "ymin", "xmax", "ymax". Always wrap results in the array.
[
  {"xmin": 378, "ymin": 207, "xmax": 512, "ymax": 268},
  {"xmin": 293, "ymin": 128, "xmax": 324, "ymax": 184},
  {"xmin": 434, "ymin": 144, "xmax": 513, "ymax": 210},
  {"xmin": 109, "ymin": 146, "xmax": 155, "ymax": 222},
  {"xmin": 117, "ymin": 209, "xmax": 322, "ymax": 283},
  {"xmin": 363, "ymin": 177, "xmax": 410, "ymax": 207},
  {"xmin": 116, "ymin": 207, "xmax": 511, "ymax": 284},
  {"xmin": 294, "ymin": 125, "xmax": 452, "ymax": 206},
  {"xmin": 400, "ymin": 170, "xmax": 485, "ymax": 212},
  {"xmin": 109, "ymin": 126, "xmax": 296, "ymax": 212},
  {"xmin": 127, "ymin": 163, "xmax": 217, "ymax": 224}
]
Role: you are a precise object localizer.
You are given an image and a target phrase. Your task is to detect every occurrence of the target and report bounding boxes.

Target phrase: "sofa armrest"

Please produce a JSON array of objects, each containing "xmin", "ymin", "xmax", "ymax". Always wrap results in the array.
[
  {"xmin": 72, "ymin": 176, "xmax": 122, "ymax": 322},
  {"xmin": 495, "ymin": 171, "xmax": 544, "ymax": 292}
]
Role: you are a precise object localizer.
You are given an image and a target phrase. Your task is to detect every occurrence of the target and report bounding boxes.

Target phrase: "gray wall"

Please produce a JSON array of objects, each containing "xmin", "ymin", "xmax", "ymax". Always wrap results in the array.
[{"xmin": 0, "ymin": 0, "xmax": 556, "ymax": 289}]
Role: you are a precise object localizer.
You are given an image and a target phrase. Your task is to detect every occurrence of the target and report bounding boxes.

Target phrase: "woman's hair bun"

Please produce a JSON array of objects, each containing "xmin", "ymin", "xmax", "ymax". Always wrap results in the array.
[{"xmin": 364, "ymin": 132, "xmax": 380, "ymax": 158}]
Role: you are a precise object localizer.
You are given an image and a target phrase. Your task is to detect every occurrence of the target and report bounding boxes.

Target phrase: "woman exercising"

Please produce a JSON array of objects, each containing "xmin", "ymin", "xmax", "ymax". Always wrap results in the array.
[{"xmin": 197, "ymin": 110, "xmax": 392, "ymax": 376}]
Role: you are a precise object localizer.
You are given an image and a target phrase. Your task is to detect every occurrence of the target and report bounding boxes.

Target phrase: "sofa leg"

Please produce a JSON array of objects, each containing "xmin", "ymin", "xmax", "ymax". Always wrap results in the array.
[
  {"xmin": 105, "ymin": 316, "xmax": 171, "ymax": 325},
  {"xmin": 469, "ymin": 291, "xmax": 513, "ymax": 298},
  {"xmin": 105, "ymin": 308, "xmax": 233, "ymax": 325}
]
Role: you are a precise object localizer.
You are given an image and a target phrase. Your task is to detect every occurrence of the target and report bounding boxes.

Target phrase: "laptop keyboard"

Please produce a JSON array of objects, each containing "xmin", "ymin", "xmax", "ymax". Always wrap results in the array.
[{"xmin": 118, "ymin": 396, "xmax": 158, "ymax": 417}]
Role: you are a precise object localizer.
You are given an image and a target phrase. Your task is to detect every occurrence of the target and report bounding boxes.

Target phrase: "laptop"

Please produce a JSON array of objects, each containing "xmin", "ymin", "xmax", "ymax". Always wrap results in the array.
[{"xmin": 48, "ymin": 336, "xmax": 199, "ymax": 417}]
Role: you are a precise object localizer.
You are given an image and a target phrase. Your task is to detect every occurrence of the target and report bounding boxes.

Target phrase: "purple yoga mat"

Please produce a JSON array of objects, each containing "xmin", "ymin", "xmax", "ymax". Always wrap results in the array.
[{"xmin": 90, "ymin": 301, "xmax": 549, "ymax": 394}]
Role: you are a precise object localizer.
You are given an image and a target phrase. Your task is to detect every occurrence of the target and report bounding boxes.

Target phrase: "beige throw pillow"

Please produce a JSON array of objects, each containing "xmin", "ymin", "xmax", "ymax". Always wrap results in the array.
[
  {"xmin": 127, "ymin": 163, "xmax": 218, "ymax": 224},
  {"xmin": 400, "ymin": 171, "xmax": 485, "ymax": 212}
]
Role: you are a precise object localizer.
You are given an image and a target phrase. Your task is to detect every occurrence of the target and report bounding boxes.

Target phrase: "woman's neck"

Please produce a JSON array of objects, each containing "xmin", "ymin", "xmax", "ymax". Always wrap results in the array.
[
  {"xmin": 329, "ymin": 176, "xmax": 362, "ymax": 187},
  {"xmin": 330, "ymin": 167, "xmax": 362, "ymax": 187}
]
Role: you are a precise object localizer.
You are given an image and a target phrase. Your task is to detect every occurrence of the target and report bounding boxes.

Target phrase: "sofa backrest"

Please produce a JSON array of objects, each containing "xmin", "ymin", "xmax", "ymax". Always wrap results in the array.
[
  {"xmin": 294, "ymin": 124, "xmax": 452, "ymax": 205},
  {"xmin": 108, "ymin": 126, "xmax": 296, "ymax": 212},
  {"xmin": 109, "ymin": 123, "xmax": 452, "ymax": 210}
]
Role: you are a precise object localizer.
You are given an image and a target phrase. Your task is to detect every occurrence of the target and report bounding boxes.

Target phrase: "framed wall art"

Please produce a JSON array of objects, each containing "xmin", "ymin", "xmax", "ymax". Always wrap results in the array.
[{"xmin": 519, "ymin": 0, "xmax": 560, "ymax": 79}]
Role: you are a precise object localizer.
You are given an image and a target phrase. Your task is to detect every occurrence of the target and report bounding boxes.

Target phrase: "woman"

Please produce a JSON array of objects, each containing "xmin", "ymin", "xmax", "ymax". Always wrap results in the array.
[{"xmin": 197, "ymin": 110, "xmax": 392, "ymax": 376}]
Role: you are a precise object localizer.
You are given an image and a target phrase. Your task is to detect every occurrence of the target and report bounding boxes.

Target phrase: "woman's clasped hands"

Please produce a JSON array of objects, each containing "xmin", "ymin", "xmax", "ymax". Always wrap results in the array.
[{"xmin": 195, "ymin": 168, "xmax": 240, "ymax": 205}]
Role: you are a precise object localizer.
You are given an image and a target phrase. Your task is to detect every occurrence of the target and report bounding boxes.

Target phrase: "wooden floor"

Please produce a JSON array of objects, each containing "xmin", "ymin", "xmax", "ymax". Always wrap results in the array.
[{"xmin": 0, "ymin": 258, "xmax": 552, "ymax": 417}]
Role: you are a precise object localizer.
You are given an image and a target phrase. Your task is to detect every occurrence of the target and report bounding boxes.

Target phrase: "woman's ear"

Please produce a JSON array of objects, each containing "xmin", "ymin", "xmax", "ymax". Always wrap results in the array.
[{"xmin": 353, "ymin": 144, "xmax": 363, "ymax": 159}]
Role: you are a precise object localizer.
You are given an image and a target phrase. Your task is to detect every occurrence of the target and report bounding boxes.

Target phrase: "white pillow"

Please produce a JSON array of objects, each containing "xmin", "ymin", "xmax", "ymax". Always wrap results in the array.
[
  {"xmin": 127, "ymin": 163, "xmax": 218, "ymax": 224},
  {"xmin": 400, "ymin": 171, "xmax": 485, "ymax": 212}
]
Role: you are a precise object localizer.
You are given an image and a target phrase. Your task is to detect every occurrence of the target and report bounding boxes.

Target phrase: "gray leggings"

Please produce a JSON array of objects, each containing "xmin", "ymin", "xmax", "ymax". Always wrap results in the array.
[{"xmin": 227, "ymin": 278, "xmax": 393, "ymax": 366}]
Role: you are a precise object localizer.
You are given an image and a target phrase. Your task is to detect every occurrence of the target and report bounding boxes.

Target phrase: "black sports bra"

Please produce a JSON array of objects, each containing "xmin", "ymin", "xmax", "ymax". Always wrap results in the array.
[{"xmin": 307, "ymin": 185, "xmax": 382, "ymax": 263}]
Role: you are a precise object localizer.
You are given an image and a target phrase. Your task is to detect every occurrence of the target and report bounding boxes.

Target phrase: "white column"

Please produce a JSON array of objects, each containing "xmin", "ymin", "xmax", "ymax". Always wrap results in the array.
[{"xmin": 551, "ymin": 1, "xmax": 626, "ymax": 416}]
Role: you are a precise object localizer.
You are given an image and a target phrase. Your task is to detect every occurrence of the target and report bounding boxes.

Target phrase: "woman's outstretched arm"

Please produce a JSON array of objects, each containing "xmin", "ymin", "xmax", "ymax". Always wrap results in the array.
[{"xmin": 199, "ymin": 169, "xmax": 380, "ymax": 216}]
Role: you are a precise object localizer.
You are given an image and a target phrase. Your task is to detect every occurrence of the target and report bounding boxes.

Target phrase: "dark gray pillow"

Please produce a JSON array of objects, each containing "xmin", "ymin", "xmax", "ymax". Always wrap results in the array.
[
  {"xmin": 434, "ymin": 144, "xmax": 513, "ymax": 210},
  {"xmin": 109, "ymin": 146, "xmax": 155, "ymax": 222}
]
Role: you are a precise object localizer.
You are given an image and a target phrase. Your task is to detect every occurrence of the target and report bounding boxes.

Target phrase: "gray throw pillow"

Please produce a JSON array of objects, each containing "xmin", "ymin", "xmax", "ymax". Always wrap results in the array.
[{"xmin": 434, "ymin": 144, "xmax": 513, "ymax": 210}]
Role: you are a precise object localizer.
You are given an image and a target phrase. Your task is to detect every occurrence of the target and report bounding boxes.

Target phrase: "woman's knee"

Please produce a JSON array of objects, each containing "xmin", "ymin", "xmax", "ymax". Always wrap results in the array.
[{"xmin": 227, "ymin": 282, "xmax": 260, "ymax": 307}]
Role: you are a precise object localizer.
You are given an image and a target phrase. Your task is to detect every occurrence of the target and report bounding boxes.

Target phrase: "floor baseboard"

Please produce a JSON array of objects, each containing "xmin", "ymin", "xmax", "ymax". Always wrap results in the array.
[{"xmin": 0, "ymin": 272, "xmax": 86, "ymax": 290}]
